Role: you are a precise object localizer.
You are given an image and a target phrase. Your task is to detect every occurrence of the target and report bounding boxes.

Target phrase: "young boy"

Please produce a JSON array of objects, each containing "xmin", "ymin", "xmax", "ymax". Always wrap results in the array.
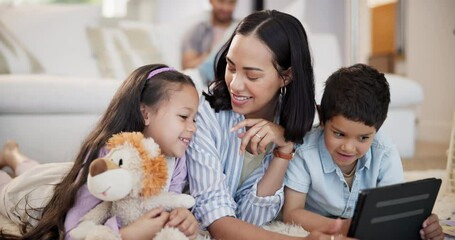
[{"xmin": 282, "ymin": 64, "xmax": 443, "ymax": 239}]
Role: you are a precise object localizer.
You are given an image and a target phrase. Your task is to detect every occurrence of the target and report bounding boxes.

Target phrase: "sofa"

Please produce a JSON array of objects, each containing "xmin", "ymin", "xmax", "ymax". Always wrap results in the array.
[{"xmin": 0, "ymin": 4, "xmax": 423, "ymax": 164}]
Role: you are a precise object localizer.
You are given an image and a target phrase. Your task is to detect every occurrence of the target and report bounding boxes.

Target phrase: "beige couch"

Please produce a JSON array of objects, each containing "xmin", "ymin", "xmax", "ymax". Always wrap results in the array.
[{"xmin": 0, "ymin": 4, "xmax": 423, "ymax": 164}]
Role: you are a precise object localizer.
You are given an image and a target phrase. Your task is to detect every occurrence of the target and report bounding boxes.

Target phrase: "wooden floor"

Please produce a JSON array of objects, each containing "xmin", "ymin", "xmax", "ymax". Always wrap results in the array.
[{"xmin": 402, "ymin": 141, "xmax": 449, "ymax": 171}]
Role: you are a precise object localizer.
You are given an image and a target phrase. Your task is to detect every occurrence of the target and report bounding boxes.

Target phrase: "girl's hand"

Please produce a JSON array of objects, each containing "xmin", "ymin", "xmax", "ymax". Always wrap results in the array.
[
  {"xmin": 420, "ymin": 213, "xmax": 443, "ymax": 240},
  {"xmin": 230, "ymin": 119, "xmax": 294, "ymax": 155},
  {"xmin": 166, "ymin": 207, "xmax": 199, "ymax": 240},
  {"xmin": 120, "ymin": 207, "xmax": 169, "ymax": 240}
]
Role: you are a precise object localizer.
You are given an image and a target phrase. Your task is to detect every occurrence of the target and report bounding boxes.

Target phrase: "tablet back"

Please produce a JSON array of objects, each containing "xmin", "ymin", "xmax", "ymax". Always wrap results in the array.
[{"xmin": 348, "ymin": 178, "xmax": 441, "ymax": 240}]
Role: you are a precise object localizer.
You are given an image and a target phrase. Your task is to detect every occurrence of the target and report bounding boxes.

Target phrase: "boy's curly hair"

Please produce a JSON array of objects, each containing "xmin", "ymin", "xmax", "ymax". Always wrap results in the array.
[{"xmin": 320, "ymin": 63, "xmax": 390, "ymax": 131}]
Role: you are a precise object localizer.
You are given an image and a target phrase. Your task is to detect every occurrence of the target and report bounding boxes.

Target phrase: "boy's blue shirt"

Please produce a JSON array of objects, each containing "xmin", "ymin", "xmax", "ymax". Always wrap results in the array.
[{"xmin": 285, "ymin": 127, "xmax": 404, "ymax": 218}]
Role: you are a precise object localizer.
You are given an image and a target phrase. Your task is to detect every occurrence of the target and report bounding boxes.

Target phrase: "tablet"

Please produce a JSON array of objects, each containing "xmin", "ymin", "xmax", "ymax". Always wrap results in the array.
[{"xmin": 348, "ymin": 178, "xmax": 441, "ymax": 240}]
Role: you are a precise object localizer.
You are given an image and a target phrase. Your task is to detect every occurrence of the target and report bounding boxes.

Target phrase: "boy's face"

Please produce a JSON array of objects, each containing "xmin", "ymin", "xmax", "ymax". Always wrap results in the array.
[{"xmin": 322, "ymin": 115, "xmax": 377, "ymax": 173}]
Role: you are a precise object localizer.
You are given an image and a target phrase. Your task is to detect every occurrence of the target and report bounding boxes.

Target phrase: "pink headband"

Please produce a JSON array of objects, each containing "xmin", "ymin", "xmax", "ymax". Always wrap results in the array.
[{"xmin": 147, "ymin": 67, "xmax": 175, "ymax": 80}]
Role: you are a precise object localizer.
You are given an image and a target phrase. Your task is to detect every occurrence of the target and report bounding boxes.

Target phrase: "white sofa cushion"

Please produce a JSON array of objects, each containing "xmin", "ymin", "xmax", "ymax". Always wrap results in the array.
[
  {"xmin": 86, "ymin": 24, "xmax": 163, "ymax": 80},
  {"xmin": 385, "ymin": 74, "xmax": 424, "ymax": 107},
  {"xmin": 0, "ymin": 21, "xmax": 44, "ymax": 74},
  {"xmin": 0, "ymin": 74, "xmax": 120, "ymax": 114},
  {"xmin": 118, "ymin": 11, "xmax": 210, "ymax": 71}
]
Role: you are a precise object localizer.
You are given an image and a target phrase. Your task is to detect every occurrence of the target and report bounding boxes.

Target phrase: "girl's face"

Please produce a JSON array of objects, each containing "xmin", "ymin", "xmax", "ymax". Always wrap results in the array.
[
  {"xmin": 323, "ymin": 115, "xmax": 377, "ymax": 173},
  {"xmin": 225, "ymin": 34, "xmax": 286, "ymax": 120},
  {"xmin": 141, "ymin": 84, "xmax": 199, "ymax": 158}
]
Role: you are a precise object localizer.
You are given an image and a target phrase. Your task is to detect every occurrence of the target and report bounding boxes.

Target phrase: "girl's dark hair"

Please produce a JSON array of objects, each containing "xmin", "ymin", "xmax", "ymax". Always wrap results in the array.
[
  {"xmin": 2, "ymin": 64, "xmax": 194, "ymax": 240},
  {"xmin": 320, "ymin": 63, "xmax": 390, "ymax": 131},
  {"xmin": 204, "ymin": 10, "xmax": 315, "ymax": 143}
]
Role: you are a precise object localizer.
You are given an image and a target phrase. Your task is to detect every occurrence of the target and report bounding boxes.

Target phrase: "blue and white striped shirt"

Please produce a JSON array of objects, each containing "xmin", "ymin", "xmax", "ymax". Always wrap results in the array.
[{"xmin": 186, "ymin": 98, "xmax": 283, "ymax": 228}]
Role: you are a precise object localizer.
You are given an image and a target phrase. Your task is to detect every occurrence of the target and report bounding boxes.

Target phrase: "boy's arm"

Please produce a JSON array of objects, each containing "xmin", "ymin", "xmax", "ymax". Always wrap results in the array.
[{"xmin": 282, "ymin": 187, "xmax": 351, "ymax": 235}]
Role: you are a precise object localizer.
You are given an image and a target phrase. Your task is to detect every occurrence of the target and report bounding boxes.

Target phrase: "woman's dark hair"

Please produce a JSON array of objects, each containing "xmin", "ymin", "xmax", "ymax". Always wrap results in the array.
[
  {"xmin": 204, "ymin": 10, "xmax": 315, "ymax": 143},
  {"xmin": 1, "ymin": 64, "xmax": 194, "ymax": 240},
  {"xmin": 320, "ymin": 63, "xmax": 390, "ymax": 131}
]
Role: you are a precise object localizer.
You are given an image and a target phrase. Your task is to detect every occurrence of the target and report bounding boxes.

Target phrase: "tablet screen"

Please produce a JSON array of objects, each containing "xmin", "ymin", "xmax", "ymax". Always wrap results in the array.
[{"xmin": 348, "ymin": 178, "xmax": 441, "ymax": 240}]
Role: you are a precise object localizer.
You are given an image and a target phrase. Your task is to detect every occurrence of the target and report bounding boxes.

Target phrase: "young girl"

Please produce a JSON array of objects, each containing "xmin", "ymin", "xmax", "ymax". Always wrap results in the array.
[{"xmin": 0, "ymin": 64, "xmax": 199, "ymax": 240}]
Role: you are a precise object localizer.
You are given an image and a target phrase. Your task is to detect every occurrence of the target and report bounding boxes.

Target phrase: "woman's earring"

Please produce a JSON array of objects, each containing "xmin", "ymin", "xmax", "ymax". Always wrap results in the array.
[{"xmin": 280, "ymin": 86, "xmax": 287, "ymax": 96}]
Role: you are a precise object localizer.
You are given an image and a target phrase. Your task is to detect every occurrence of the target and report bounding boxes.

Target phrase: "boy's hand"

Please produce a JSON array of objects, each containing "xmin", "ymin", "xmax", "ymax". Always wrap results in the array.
[
  {"xmin": 166, "ymin": 207, "xmax": 199, "ymax": 239},
  {"xmin": 340, "ymin": 218, "xmax": 352, "ymax": 236},
  {"xmin": 420, "ymin": 213, "xmax": 443, "ymax": 240}
]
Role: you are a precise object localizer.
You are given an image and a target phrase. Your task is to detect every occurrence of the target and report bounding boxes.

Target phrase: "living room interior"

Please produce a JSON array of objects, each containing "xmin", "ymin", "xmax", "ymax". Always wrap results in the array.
[{"xmin": 0, "ymin": 0, "xmax": 454, "ymax": 237}]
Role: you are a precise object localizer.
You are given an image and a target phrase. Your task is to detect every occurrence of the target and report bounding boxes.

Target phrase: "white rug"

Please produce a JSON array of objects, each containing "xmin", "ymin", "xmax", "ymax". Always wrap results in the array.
[{"xmin": 1, "ymin": 170, "xmax": 454, "ymax": 239}]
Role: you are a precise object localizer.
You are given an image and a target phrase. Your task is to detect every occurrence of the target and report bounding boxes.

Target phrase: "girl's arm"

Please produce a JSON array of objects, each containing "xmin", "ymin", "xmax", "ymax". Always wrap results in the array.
[
  {"xmin": 166, "ymin": 208, "xmax": 199, "ymax": 240},
  {"xmin": 282, "ymin": 187, "xmax": 350, "ymax": 235},
  {"xmin": 119, "ymin": 208, "xmax": 169, "ymax": 240}
]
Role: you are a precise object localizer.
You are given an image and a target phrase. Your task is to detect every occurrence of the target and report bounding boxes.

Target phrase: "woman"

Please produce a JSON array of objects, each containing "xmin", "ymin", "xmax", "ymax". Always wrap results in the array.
[{"xmin": 187, "ymin": 10, "xmax": 351, "ymax": 240}]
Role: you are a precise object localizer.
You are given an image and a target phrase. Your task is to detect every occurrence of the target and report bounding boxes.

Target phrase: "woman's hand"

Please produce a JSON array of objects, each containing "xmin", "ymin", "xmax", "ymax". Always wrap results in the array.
[
  {"xmin": 166, "ymin": 207, "xmax": 199, "ymax": 240},
  {"xmin": 230, "ymin": 118, "xmax": 293, "ymax": 155},
  {"xmin": 420, "ymin": 213, "xmax": 443, "ymax": 240},
  {"xmin": 120, "ymin": 207, "xmax": 169, "ymax": 240}
]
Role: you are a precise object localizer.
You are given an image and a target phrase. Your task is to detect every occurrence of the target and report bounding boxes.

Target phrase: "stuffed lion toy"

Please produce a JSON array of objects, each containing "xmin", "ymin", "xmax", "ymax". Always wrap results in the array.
[{"xmin": 70, "ymin": 132, "xmax": 195, "ymax": 240}]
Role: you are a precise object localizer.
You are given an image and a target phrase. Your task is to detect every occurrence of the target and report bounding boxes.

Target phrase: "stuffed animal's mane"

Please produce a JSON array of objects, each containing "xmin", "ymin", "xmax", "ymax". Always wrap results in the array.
[{"xmin": 107, "ymin": 132, "xmax": 168, "ymax": 197}]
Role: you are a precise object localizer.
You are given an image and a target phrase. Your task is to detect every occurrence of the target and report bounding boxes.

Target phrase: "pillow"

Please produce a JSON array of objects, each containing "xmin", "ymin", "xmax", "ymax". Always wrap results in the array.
[
  {"xmin": 118, "ymin": 12, "xmax": 210, "ymax": 71},
  {"xmin": 0, "ymin": 21, "xmax": 44, "ymax": 74},
  {"xmin": 86, "ymin": 25, "xmax": 162, "ymax": 80}
]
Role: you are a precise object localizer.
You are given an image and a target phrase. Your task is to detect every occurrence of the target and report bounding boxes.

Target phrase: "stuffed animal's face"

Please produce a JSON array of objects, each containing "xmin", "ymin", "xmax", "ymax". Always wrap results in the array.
[
  {"xmin": 87, "ymin": 132, "xmax": 168, "ymax": 202},
  {"xmin": 87, "ymin": 144, "xmax": 141, "ymax": 201}
]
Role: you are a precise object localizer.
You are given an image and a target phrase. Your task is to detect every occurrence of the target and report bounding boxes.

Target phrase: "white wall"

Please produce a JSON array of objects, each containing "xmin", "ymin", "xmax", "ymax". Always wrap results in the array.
[
  {"xmin": 406, "ymin": 0, "xmax": 455, "ymax": 143},
  {"xmin": 266, "ymin": 0, "xmax": 348, "ymax": 67},
  {"xmin": 127, "ymin": 0, "xmax": 253, "ymax": 24},
  {"xmin": 357, "ymin": 0, "xmax": 455, "ymax": 144}
]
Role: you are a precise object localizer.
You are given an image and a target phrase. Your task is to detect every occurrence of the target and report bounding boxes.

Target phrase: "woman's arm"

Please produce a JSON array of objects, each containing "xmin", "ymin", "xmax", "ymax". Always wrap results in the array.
[
  {"xmin": 257, "ymin": 145, "xmax": 294, "ymax": 196},
  {"xmin": 235, "ymin": 170, "xmax": 284, "ymax": 225},
  {"xmin": 232, "ymin": 118, "xmax": 294, "ymax": 197}
]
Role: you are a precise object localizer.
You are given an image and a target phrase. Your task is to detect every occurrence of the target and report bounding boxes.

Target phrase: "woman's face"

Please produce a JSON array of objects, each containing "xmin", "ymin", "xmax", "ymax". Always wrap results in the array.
[{"xmin": 225, "ymin": 34, "xmax": 285, "ymax": 120}]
